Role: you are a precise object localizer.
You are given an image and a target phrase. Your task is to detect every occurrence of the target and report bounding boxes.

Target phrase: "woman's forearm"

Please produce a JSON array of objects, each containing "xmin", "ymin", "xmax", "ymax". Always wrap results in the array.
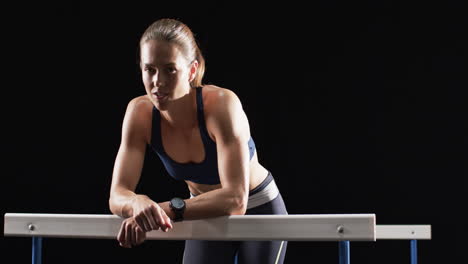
[
  {"xmin": 109, "ymin": 189, "xmax": 138, "ymax": 218},
  {"xmin": 159, "ymin": 188, "xmax": 247, "ymax": 221}
]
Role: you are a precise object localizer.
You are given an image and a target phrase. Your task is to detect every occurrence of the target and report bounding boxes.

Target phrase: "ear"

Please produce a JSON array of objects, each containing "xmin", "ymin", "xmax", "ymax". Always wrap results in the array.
[{"xmin": 189, "ymin": 60, "xmax": 199, "ymax": 82}]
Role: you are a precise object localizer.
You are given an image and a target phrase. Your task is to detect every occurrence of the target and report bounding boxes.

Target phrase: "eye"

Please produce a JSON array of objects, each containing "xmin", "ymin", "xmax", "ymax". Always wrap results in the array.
[
  {"xmin": 167, "ymin": 67, "xmax": 177, "ymax": 74},
  {"xmin": 144, "ymin": 67, "xmax": 156, "ymax": 74}
]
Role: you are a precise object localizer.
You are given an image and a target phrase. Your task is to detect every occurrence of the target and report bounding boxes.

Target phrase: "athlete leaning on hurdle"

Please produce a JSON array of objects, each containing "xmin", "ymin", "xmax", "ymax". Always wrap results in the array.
[{"xmin": 109, "ymin": 18, "xmax": 288, "ymax": 264}]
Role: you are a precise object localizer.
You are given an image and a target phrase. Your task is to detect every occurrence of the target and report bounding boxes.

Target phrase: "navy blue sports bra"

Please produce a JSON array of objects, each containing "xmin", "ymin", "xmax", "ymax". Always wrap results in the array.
[{"xmin": 149, "ymin": 87, "xmax": 256, "ymax": 185}]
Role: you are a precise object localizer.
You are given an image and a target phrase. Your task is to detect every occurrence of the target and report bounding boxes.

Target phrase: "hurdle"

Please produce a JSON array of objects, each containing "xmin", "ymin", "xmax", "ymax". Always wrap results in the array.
[{"xmin": 3, "ymin": 213, "xmax": 431, "ymax": 264}]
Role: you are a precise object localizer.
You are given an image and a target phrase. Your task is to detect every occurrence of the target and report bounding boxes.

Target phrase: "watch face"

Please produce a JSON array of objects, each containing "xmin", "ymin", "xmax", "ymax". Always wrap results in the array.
[{"xmin": 171, "ymin": 198, "xmax": 185, "ymax": 209}]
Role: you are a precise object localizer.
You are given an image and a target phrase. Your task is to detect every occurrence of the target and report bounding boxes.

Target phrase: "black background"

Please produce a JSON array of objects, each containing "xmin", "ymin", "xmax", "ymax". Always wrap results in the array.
[{"xmin": 1, "ymin": 1, "xmax": 466, "ymax": 263}]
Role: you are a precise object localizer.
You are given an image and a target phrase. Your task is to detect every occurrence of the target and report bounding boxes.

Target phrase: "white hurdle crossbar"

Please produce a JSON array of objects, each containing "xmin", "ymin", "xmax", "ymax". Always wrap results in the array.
[
  {"xmin": 4, "ymin": 213, "xmax": 376, "ymax": 241},
  {"xmin": 3, "ymin": 213, "xmax": 431, "ymax": 264}
]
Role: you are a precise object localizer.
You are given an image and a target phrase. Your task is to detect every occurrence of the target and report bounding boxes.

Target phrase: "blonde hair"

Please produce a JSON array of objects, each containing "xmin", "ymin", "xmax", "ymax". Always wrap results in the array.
[{"xmin": 139, "ymin": 18, "xmax": 206, "ymax": 88}]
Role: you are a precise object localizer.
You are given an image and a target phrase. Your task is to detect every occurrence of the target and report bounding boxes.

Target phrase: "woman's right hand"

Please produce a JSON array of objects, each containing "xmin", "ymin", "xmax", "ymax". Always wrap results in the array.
[{"xmin": 130, "ymin": 195, "xmax": 173, "ymax": 232}]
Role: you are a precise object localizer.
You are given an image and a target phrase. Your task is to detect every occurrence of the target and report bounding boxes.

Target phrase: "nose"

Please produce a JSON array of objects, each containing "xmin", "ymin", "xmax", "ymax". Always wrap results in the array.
[{"xmin": 152, "ymin": 72, "xmax": 164, "ymax": 88}]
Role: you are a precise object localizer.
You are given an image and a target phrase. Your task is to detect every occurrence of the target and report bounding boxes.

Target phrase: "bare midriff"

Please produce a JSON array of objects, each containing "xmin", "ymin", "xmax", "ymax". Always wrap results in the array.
[{"xmin": 186, "ymin": 152, "xmax": 269, "ymax": 196}]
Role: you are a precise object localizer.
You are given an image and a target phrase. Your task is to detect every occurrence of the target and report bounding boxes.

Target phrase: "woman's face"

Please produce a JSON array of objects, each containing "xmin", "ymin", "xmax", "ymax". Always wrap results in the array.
[{"xmin": 140, "ymin": 40, "xmax": 194, "ymax": 109}]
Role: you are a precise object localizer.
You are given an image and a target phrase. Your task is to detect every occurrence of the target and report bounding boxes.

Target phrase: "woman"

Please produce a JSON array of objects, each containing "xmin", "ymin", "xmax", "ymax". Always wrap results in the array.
[{"xmin": 109, "ymin": 18, "xmax": 288, "ymax": 264}]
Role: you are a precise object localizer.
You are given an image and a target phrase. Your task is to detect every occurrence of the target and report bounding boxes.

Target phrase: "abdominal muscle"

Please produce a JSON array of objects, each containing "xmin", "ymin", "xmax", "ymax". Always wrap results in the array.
[{"xmin": 186, "ymin": 152, "xmax": 269, "ymax": 196}]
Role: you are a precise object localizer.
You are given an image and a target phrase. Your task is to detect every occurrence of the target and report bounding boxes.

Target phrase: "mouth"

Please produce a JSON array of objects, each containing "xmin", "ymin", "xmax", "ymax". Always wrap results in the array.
[{"xmin": 151, "ymin": 89, "xmax": 168, "ymax": 100}]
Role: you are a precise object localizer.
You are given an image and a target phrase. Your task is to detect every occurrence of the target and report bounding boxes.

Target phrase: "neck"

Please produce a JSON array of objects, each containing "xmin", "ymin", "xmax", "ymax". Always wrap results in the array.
[{"xmin": 160, "ymin": 88, "xmax": 198, "ymax": 129}]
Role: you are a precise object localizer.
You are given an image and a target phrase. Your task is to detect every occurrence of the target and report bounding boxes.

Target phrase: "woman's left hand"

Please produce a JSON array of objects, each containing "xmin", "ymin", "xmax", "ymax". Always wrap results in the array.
[{"xmin": 117, "ymin": 216, "xmax": 147, "ymax": 248}]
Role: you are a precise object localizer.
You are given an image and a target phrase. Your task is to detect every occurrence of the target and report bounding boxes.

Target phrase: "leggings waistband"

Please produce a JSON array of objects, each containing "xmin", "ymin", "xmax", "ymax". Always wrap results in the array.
[{"xmin": 247, "ymin": 172, "xmax": 279, "ymax": 209}]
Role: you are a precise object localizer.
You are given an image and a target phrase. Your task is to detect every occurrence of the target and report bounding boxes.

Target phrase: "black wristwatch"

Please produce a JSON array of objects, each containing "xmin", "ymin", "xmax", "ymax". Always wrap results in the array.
[{"xmin": 169, "ymin": 197, "xmax": 186, "ymax": 222}]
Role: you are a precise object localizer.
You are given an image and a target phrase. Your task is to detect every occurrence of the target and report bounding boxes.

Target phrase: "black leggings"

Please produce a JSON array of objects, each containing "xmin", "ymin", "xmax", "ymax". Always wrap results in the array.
[{"xmin": 182, "ymin": 193, "xmax": 288, "ymax": 264}]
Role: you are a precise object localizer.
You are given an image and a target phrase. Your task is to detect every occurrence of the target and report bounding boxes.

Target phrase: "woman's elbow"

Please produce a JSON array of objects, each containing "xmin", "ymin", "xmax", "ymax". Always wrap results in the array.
[
  {"xmin": 108, "ymin": 195, "xmax": 123, "ymax": 216},
  {"xmin": 228, "ymin": 195, "xmax": 248, "ymax": 215},
  {"xmin": 109, "ymin": 198, "xmax": 118, "ymax": 215}
]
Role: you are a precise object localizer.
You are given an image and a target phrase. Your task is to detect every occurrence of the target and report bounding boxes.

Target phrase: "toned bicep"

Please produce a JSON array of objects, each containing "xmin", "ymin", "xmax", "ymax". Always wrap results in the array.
[
  {"xmin": 208, "ymin": 90, "xmax": 251, "ymax": 191},
  {"xmin": 110, "ymin": 98, "xmax": 151, "ymax": 196},
  {"xmin": 111, "ymin": 141, "xmax": 146, "ymax": 193}
]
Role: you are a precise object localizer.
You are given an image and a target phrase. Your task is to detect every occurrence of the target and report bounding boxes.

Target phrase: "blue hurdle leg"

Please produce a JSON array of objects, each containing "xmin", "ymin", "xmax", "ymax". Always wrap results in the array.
[
  {"xmin": 410, "ymin": 240, "xmax": 417, "ymax": 264},
  {"xmin": 32, "ymin": 237, "xmax": 42, "ymax": 264},
  {"xmin": 339, "ymin": 240, "xmax": 350, "ymax": 264}
]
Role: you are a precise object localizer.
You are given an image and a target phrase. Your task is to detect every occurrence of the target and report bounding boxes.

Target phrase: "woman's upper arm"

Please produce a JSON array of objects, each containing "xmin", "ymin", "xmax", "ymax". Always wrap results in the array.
[
  {"xmin": 206, "ymin": 89, "xmax": 251, "ymax": 195},
  {"xmin": 110, "ymin": 97, "xmax": 151, "ymax": 196}
]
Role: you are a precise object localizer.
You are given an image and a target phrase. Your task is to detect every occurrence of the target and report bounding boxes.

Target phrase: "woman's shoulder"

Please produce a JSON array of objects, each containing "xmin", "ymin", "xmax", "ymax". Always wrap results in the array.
[
  {"xmin": 201, "ymin": 85, "xmax": 247, "ymax": 132},
  {"xmin": 126, "ymin": 95, "xmax": 153, "ymax": 113},
  {"xmin": 124, "ymin": 95, "xmax": 153, "ymax": 125},
  {"xmin": 201, "ymin": 85, "xmax": 250, "ymax": 139},
  {"xmin": 202, "ymin": 85, "xmax": 242, "ymax": 111},
  {"xmin": 120, "ymin": 95, "xmax": 153, "ymax": 143}
]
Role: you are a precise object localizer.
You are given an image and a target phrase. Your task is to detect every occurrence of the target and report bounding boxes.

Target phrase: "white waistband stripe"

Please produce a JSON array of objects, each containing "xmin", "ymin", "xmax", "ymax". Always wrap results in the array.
[{"xmin": 247, "ymin": 179, "xmax": 279, "ymax": 209}]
